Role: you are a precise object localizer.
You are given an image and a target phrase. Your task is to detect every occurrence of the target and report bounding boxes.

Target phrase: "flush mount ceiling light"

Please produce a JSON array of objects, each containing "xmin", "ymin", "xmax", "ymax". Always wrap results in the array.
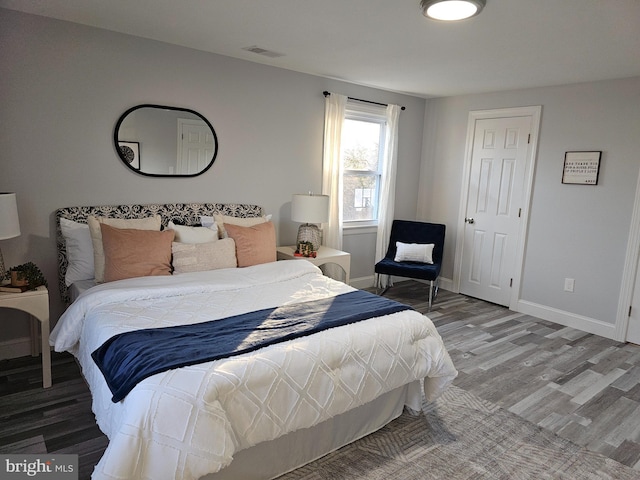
[{"xmin": 421, "ymin": 0, "xmax": 486, "ymax": 21}]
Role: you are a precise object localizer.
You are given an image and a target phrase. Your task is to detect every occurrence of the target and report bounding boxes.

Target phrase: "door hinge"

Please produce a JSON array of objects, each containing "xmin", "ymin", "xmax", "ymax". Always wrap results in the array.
[
  {"xmin": 510, "ymin": 278, "xmax": 513, "ymax": 287},
  {"xmin": 630, "ymin": 306, "xmax": 633, "ymax": 317},
  {"xmin": 528, "ymin": 134, "xmax": 531, "ymax": 144},
  {"xmin": 518, "ymin": 208, "xmax": 522, "ymax": 218}
]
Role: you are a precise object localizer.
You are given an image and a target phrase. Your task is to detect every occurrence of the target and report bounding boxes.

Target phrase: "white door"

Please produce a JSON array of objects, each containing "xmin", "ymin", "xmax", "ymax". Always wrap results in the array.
[
  {"xmin": 177, "ymin": 120, "xmax": 215, "ymax": 174},
  {"xmin": 628, "ymin": 264, "xmax": 640, "ymax": 344},
  {"xmin": 459, "ymin": 115, "xmax": 533, "ymax": 306}
]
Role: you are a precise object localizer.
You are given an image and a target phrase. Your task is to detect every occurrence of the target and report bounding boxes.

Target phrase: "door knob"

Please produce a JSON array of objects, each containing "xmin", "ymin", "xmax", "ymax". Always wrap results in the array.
[{"xmin": 465, "ymin": 217, "xmax": 475, "ymax": 224}]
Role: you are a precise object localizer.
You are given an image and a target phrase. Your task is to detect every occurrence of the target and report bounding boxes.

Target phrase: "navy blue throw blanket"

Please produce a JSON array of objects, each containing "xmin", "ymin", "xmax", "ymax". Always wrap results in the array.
[{"xmin": 92, "ymin": 290, "xmax": 413, "ymax": 402}]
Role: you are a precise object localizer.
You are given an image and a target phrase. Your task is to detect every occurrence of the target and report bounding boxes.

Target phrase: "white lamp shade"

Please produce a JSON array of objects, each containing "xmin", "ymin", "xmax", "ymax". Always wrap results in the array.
[
  {"xmin": 291, "ymin": 194, "xmax": 329, "ymax": 224},
  {"xmin": 0, "ymin": 193, "xmax": 20, "ymax": 240}
]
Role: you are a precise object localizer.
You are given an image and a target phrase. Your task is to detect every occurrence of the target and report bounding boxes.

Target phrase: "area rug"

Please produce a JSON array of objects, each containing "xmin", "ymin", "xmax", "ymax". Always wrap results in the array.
[{"xmin": 277, "ymin": 385, "xmax": 639, "ymax": 479}]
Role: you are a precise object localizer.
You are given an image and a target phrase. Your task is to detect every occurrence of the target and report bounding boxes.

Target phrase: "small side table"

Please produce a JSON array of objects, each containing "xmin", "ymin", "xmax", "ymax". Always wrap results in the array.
[
  {"xmin": 0, "ymin": 285, "xmax": 51, "ymax": 388},
  {"xmin": 276, "ymin": 246, "xmax": 351, "ymax": 284}
]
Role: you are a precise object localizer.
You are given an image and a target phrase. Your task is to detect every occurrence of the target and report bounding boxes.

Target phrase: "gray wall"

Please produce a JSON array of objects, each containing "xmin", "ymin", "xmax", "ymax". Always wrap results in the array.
[
  {"xmin": 0, "ymin": 9, "xmax": 426, "ymax": 351},
  {"xmin": 418, "ymin": 77, "xmax": 640, "ymax": 332}
]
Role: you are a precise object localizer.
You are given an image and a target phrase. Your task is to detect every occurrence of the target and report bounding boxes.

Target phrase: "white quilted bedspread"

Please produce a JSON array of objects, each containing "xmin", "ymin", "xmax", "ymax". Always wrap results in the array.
[{"xmin": 50, "ymin": 260, "xmax": 457, "ymax": 480}]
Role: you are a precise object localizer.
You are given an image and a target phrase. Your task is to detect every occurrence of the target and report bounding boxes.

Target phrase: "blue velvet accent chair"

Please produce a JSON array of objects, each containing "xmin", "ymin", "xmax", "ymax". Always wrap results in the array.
[{"xmin": 374, "ymin": 220, "xmax": 445, "ymax": 310}]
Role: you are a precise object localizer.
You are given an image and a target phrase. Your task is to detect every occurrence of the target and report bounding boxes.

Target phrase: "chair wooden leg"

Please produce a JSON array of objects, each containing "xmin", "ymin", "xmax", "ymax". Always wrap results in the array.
[{"xmin": 428, "ymin": 280, "xmax": 433, "ymax": 311}]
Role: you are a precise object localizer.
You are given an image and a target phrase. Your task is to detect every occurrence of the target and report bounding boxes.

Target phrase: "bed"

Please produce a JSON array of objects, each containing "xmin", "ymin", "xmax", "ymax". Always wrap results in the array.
[{"xmin": 51, "ymin": 202, "xmax": 458, "ymax": 480}]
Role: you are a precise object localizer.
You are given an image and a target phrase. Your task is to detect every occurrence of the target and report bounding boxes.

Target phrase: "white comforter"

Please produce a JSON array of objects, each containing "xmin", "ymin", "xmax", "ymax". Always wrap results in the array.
[{"xmin": 50, "ymin": 260, "xmax": 457, "ymax": 480}]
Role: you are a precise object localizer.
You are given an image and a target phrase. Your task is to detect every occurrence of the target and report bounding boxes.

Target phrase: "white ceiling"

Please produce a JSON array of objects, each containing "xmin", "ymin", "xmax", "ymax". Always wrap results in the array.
[{"xmin": 2, "ymin": 0, "xmax": 640, "ymax": 98}]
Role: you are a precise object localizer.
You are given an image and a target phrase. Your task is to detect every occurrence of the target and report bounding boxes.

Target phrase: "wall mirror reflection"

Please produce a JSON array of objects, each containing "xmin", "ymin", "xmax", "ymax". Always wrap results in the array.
[{"xmin": 114, "ymin": 104, "xmax": 218, "ymax": 177}]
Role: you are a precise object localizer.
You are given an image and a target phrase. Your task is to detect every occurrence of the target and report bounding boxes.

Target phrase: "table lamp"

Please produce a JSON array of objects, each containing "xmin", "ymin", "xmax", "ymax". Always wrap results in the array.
[
  {"xmin": 291, "ymin": 193, "xmax": 329, "ymax": 252},
  {"xmin": 0, "ymin": 193, "xmax": 21, "ymax": 282}
]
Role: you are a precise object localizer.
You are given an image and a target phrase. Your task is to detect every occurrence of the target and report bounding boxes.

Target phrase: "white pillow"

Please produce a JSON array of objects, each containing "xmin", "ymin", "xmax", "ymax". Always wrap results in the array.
[
  {"xmin": 201, "ymin": 214, "xmax": 272, "ymax": 239},
  {"xmin": 200, "ymin": 215, "xmax": 217, "ymax": 230},
  {"xmin": 394, "ymin": 242, "xmax": 435, "ymax": 264},
  {"xmin": 60, "ymin": 218, "xmax": 95, "ymax": 286},
  {"xmin": 168, "ymin": 221, "xmax": 218, "ymax": 244}
]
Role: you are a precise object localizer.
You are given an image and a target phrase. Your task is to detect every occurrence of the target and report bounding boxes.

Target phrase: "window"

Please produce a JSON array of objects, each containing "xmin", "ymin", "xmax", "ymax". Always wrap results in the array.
[{"xmin": 340, "ymin": 104, "xmax": 386, "ymax": 225}]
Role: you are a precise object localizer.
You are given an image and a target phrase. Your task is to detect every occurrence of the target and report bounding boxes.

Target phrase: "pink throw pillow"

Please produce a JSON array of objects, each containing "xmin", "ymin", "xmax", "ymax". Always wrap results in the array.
[
  {"xmin": 224, "ymin": 221, "xmax": 276, "ymax": 267},
  {"xmin": 100, "ymin": 224, "xmax": 175, "ymax": 282}
]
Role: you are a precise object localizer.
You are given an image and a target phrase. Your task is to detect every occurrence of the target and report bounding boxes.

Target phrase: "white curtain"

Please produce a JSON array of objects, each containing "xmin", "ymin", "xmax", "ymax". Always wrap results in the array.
[
  {"xmin": 375, "ymin": 104, "xmax": 401, "ymax": 288},
  {"xmin": 321, "ymin": 93, "xmax": 347, "ymax": 252}
]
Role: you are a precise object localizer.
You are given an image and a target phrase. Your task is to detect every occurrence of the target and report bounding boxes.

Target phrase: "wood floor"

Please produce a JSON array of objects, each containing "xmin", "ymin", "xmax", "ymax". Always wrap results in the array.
[
  {"xmin": 1, "ymin": 281, "xmax": 639, "ymax": 479},
  {"xmin": 378, "ymin": 283, "xmax": 640, "ymax": 471}
]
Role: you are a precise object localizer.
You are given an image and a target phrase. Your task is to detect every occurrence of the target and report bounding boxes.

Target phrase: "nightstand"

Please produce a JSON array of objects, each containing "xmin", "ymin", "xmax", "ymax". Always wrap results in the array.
[
  {"xmin": 276, "ymin": 246, "xmax": 351, "ymax": 284},
  {"xmin": 0, "ymin": 285, "xmax": 51, "ymax": 388}
]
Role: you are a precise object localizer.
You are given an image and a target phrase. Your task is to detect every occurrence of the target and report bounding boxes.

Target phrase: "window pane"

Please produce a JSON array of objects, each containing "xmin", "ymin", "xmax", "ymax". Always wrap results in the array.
[
  {"xmin": 343, "ymin": 172, "xmax": 379, "ymax": 221},
  {"xmin": 341, "ymin": 119, "xmax": 381, "ymax": 172}
]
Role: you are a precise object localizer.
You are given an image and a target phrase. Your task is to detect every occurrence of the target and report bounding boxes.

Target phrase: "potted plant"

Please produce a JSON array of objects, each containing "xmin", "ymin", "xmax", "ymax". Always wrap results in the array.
[
  {"xmin": 8, "ymin": 262, "xmax": 47, "ymax": 290},
  {"xmin": 295, "ymin": 241, "xmax": 316, "ymax": 258}
]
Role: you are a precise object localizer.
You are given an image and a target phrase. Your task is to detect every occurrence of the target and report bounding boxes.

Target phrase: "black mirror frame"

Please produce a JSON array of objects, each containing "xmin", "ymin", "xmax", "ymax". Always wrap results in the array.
[{"xmin": 114, "ymin": 104, "xmax": 218, "ymax": 177}]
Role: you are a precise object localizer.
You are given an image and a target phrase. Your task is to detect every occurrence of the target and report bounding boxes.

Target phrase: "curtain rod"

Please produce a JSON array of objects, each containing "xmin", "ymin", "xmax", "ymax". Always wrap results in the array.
[{"xmin": 323, "ymin": 91, "xmax": 406, "ymax": 111}]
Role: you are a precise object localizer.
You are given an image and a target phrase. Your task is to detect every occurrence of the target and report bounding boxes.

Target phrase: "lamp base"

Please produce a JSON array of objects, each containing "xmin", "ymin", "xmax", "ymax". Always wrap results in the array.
[{"xmin": 296, "ymin": 224, "xmax": 322, "ymax": 251}]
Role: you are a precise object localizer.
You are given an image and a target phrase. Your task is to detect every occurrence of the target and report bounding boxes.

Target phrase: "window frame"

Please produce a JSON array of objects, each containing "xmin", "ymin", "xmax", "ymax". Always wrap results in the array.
[{"xmin": 341, "ymin": 102, "xmax": 387, "ymax": 228}]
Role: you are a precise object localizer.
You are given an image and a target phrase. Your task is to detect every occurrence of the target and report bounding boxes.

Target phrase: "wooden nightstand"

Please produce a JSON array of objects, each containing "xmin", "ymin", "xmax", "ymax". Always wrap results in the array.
[
  {"xmin": 0, "ymin": 285, "xmax": 51, "ymax": 388},
  {"xmin": 276, "ymin": 246, "xmax": 351, "ymax": 284}
]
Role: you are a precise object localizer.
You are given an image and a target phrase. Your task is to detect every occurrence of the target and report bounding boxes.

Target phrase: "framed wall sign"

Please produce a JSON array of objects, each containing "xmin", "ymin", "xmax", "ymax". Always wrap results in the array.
[{"xmin": 562, "ymin": 151, "xmax": 601, "ymax": 185}]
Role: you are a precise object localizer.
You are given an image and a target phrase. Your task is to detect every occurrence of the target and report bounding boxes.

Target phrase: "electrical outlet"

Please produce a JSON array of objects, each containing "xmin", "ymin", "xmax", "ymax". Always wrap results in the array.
[{"xmin": 564, "ymin": 278, "xmax": 575, "ymax": 292}]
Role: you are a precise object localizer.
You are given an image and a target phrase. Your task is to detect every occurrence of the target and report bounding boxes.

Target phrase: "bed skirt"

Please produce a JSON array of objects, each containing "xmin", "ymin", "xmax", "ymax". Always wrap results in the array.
[{"xmin": 205, "ymin": 384, "xmax": 411, "ymax": 480}]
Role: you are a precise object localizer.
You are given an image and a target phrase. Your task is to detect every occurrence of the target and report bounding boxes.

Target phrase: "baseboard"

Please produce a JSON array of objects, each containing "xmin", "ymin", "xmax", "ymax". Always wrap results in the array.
[
  {"xmin": 353, "ymin": 276, "xmax": 618, "ymax": 340},
  {"xmin": 516, "ymin": 299, "xmax": 619, "ymax": 341},
  {"xmin": 0, "ymin": 336, "xmax": 33, "ymax": 360},
  {"xmin": 350, "ymin": 276, "xmax": 376, "ymax": 290}
]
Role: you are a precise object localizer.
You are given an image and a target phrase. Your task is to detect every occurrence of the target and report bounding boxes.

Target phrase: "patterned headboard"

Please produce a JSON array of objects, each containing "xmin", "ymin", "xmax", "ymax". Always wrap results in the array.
[{"xmin": 55, "ymin": 202, "xmax": 264, "ymax": 303}]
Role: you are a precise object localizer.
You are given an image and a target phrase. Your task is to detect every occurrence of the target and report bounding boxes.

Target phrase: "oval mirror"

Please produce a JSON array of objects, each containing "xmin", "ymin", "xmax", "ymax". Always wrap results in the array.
[{"xmin": 114, "ymin": 104, "xmax": 218, "ymax": 177}]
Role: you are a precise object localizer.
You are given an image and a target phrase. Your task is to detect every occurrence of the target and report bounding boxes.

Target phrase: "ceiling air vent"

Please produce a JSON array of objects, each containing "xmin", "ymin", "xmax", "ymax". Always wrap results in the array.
[{"xmin": 242, "ymin": 46, "xmax": 285, "ymax": 58}]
